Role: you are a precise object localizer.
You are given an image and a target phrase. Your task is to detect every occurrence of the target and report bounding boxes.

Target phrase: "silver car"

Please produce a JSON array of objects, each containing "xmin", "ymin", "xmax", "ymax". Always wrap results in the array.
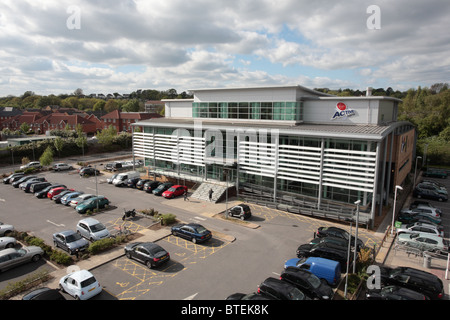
[
  {"xmin": 76, "ymin": 218, "xmax": 110, "ymax": 241},
  {"xmin": 53, "ymin": 230, "xmax": 89, "ymax": 255},
  {"xmin": 398, "ymin": 232, "xmax": 448, "ymax": 254},
  {"xmin": 0, "ymin": 246, "xmax": 44, "ymax": 272},
  {"xmin": 397, "ymin": 222, "xmax": 444, "ymax": 237}
]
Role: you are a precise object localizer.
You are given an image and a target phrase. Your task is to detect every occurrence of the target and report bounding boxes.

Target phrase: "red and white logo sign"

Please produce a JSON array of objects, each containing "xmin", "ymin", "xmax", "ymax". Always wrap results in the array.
[{"xmin": 331, "ymin": 102, "xmax": 356, "ymax": 120}]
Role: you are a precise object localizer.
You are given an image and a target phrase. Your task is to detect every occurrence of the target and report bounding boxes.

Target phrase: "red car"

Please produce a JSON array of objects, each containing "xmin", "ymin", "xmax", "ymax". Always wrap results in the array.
[
  {"xmin": 47, "ymin": 187, "xmax": 71, "ymax": 200},
  {"xmin": 162, "ymin": 185, "xmax": 188, "ymax": 199}
]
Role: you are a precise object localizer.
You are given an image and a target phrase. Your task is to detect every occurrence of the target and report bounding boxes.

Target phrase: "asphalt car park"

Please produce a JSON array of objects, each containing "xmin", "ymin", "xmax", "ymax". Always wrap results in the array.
[{"xmin": 1, "ymin": 164, "xmax": 382, "ymax": 300}]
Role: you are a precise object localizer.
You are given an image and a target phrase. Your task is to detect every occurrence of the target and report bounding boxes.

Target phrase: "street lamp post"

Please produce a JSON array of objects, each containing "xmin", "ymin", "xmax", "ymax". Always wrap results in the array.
[
  {"xmin": 413, "ymin": 156, "xmax": 422, "ymax": 188},
  {"xmin": 353, "ymin": 200, "xmax": 361, "ymax": 273},
  {"xmin": 391, "ymin": 185, "xmax": 403, "ymax": 236}
]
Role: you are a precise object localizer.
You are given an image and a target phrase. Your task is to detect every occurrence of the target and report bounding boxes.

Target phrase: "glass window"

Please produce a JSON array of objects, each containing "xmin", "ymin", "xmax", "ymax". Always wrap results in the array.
[
  {"xmin": 261, "ymin": 102, "xmax": 273, "ymax": 120},
  {"xmin": 228, "ymin": 103, "xmax": 238, "ymax": 119},
  {"xmin": 239, "ymin": 102, "xmax": 249, "ymax": 119},
  {"xmin": 250, "ymin": 102, "xmax": 261, "ymax": 119},
  {"xmin": 208, "ymin": 103, "xmax": 218, "ymax": 118},
  {"xmin": 273, "ymin": 102, "xmax": 285, "ymax": 120}
]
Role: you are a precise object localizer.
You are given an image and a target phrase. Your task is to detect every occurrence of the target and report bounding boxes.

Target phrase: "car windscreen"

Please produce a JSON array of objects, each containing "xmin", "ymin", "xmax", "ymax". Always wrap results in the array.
[
  {"xmin": 194, "ymin": 226, "xmax": 208, "ymax": 234},
  {"xmin": 90, "ymin": 223, "xmax": 106, "ymax": 232}
]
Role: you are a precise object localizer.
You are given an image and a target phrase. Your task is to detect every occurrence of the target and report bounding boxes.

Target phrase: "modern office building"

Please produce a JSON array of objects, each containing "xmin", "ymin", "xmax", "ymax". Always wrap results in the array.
[{"xmin": 132, "ymin": 85, "xmax": 415, "ymax": 228}]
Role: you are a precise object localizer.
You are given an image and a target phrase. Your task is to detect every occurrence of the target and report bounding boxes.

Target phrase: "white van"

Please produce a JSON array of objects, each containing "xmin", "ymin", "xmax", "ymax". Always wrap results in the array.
[{"xmin": 112, "ymin": 171, "xmax": 140, "ymax": 187}]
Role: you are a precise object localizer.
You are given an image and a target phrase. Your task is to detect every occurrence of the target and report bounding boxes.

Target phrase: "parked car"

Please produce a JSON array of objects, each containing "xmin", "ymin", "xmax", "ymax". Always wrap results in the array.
[
  {"xmin": 171, "ymin": 223, "xmax": 212, "ymax": 244},
  {"xmin": 52, "ymin": 163, "xmax": 73, "ymax": 171},
  {"xmin": 22, "ymin": 287, "xmax": 66, "ymax": 300},
  {"xmin": 20, "ymin": 177, "xmax": 47, "ymax": 192},
  {"xmin": 53, "ymin": 190, "xmax": 76, "ymax": 204},
  {"xmin": 280, "ymin": 267, "xmax": 334, "ymax": 300},
  {"xmin": 316, "ymin": 226, "xmax": 364, "ymax": 249},
  {"xmin": 126, "ymin": 177, "xmax": 141, "ymax": 188},
  {"xmin": 396, "ymin": 222, "xmax": 444, "ymax": 237},
  {"xmin": 0, "ymin": 237, "xmax": 17, "ymax": 249},
  {"xmin": 409, "ymin": 201, "xmax": 442, "ymax": 214},
  {"xmin": 309, "ymin": 236, "xmax": 349, "ymax": 248},
  {"xmin": 112, "ymin": 171, "xmax": 140, "ymax": 186},
  {"xmin": 2, "ymin": 172, "xmax": 24, "ymax": 184},
  {"xmin": 60, "ymin": 191, "xmax": 84, "ymax": 206},
  {"xmin": 29, "ymin": 181, "xmax": 52, "ymax": 194},
  {"xmin": 379, "ymin": 266, "xmax": 444, "ymax": 299},
  {"xmin": 0, "ymin": 246, "xmax": 44, "ymax": 272},
  {"xmin": 136, "ymin": 179, "xmax": 151, "ymax": 190},
  {"xmin": 59, "ymin": 269, "xmax": 102, "ymax": 300},
  {"xmin": 12, "ymin": 175, "xmax": 38, "ymax": 188},
  {"xmin": 257, "ymin": 277, "xmax": 308, "ymax": 300},
  {"xmin": 400, "ymin": 207, "xmax": 441, "ymax": 219},
  {"xmin": 423, "ymin": 168, "xmax": 447, "ymax": 179},
  {"xmin": 52, "ymin": 230, "xmax": 89, "ymax": 255},
  {"xmin": 143, "ymin": 180, "xmax": 161, "ymax": 193},
  {"xmin": 162, "ymin": 185, "xmax": 188, "ymax": 199},
  {"xmin": 124, "ymin": 242, "xmax": 170, "ymax": 268},
  {"xmin": 413, "ymin": 186, "xmax": 448, "ymax": 202},
  {"xmin": 397, "ymin": 232, "xmax": 448, "ymax": 253},
  {"xmin": 19, "ymin": 161, "xmax": 42, "ymax": 170},
  {"xmin": 420, "ymin": 180, "xmax": 447, "ymax": 193},
  {"xmin": 152, "ymin": 182, "xmax": 173, "ymax": 195},
  {"xmin": 75, "ymin": 196, "xmax": 110, "ymax": 214},
  {"xmin": 397, "ymin": 212, "xmax": 442, "ymax": 225},
  {"xmin": 69, "ymin": 194, "xmax": 95, "ymax": 207},
  {"xmin": 228, "ymin": 203, "xmax": 252, "ymax": 220},
  {"xmin": 48, "ymin": 187, "xmax": 72, "ymax": 200},
  {"xmin": 79, "ymin": 167, "xmax": 100, "ymax": 177},
  {"xmin": 34, "ymin": 184, "xmax": 66, "ymax": 198},
  {"xmin": 0, "ymin": 222, "xmax": 14, "ymax": 237},
  {"xmin": 296, "ymin": 242, "xmax": 352, "ymax": 271},
  {"xmin": 365, "ymin": 285, "xmax": 429, "ymax": 300},
  {"xmin": 284, "ymin": 256, "xmax": 341, "ymax": 286},
  {"xmin": 417, "ymin": 182, "xmax": 448, "ymax": 196},
  {"xmin": 76, "ymin": 218, "xmax": 110, "ymax": 241}
]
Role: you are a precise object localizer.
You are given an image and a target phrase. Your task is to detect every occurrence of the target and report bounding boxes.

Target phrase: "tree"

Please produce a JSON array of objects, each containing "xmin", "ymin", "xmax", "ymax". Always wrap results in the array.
[
  {"xmin": 122, "ymin": 99, "xmax": 140, "ymax": 112},
  {"xmin": 104, "ymin": 99, "xmax": 119, "ymax": 112},
  {"xmin": 54, "ymin": 137, "xmax": 64, "ymax": 158},
  {"xmin": 97, "ymin": 125, "xmax": 117, "ymax": 148},
  {"xmin": 39, "ymin": 146, "xmax": 53, "ymax": 166},
  {"xmin": 20, "ymin": 122, "xmax": 30, "ymax": 134},
  {"xmin": 75, "ymin": 124, "xmax": 87, "ymax": 156}
]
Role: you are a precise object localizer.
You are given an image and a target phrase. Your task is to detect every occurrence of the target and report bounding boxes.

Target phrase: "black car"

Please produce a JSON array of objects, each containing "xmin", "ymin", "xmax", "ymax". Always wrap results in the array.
[
  {"xmin": 35, "ymin": 184, "xmax": 66, "ymax": 198},
  {"xmin": 3, "ymin": 172, "xmax": 24, "ymax": 184},
  {"xmin": 30, "ymin": 181, "xmax": 52, "ymax": 194},
  {"xmin": 124, "ymin": 242, "xmax": 170, "ymax": 268},
  {"xmin": 152, "ymin": 182, "xmax": 174, "ymax": 196},
  {"xmin": 136, "ymin": 179, "xmax": 151, "ymax": 190},
  {"xmin": 229, "ymin": 204, "xmax": 252, "ymax": 220},
  {"xmin": 12, "ymin": 175, "xmax": 38, "ymax": 188},
  {"xmin": 20, "ymin": 177, "xmax": 46, "ymax": 192},
  {"xmin": 413, "ymin": 186, "xmax": 448, "ymax": 202},
  {"xmin": 126, "ymin": 177, "xmax": 141, "ymax": 188},
  {"xmin": 257, "ymin": 277, "xmax": 309, "ymax": 300},
  {"xmin": 226, "ymin": 292, "xmax": 273, "ymax": 300},
  {"xmin": 22, "ymin": 287, "xmax": 66, "ymax": 300},
  {"xmin": 309, "ymin": 236, "xmax": 349, "ymax": 248},
  {"xmin": 296, "ymin": 242, "xmax": 351, "ymax": 271},
  {"xmin": 143, "ymin": 180, "xmax": 161, "ymax": 193},
  {"xmin": 379, "ymin": 266, "xmax": 444, "ymax": 300},
  {"xmin": 365, "ymin": 285, "xmax": 429, "ymax": 300},
  {"xmin": 316, "ymin": 226, "xmax": 364, "ymax": 249},
  {"xmin": 171, "ymin": 223, "xmax": 212, "ymax": 244},
  {"xmin": 8, "ymin": 174, "xmax": 27, "ymax": 184},
  {"xmin": 280, "ymin": 267, "xmax": 334, "ymax": 300},
  {"xmin": 79, "ymin": 167, "xmax": 100, "ymax": 177}
]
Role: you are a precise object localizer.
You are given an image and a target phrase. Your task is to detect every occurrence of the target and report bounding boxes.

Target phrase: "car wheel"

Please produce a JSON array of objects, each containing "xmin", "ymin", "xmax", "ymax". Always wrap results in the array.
[
  {"xmin": 54, "ymin": 241, "xmax": 59, "ymax": 248},
  {"xmin": 240, "ymin": 215, "xmax": 245, "ymax": 220},
  {"xmin": 192, "ymin": 237, "xmax": 197, "ymax": 244},
  {"xmin": 146, "ymin": 260, "xmax": 153, "ymax": 269},
  {"xmin": 417, "ymin": 195, "xmax": 422, "ymax": 199},
  {"xmin": 6, "ymin": 243, "xmax": 14, "ymax": 248},
  {"xmin": 31, "ymin": 254, "xmax": 41, "ymax": 262},
  {"xmin": 125, "ymin": 252, "xmax": 132, "ymax": 259},
  {"xmin": 438, "ymin": 198, "xmax": 443, "ymax": 202},
  {"xmin": 59, "ymin": 284, "xmax": 65, "ymax": 293}
]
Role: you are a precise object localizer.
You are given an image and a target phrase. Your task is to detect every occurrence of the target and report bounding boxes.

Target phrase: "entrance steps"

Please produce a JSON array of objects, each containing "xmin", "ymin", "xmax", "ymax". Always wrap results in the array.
[{"xmin": 190, "ymin": 181, "xmax": 233, "ymax": 203}]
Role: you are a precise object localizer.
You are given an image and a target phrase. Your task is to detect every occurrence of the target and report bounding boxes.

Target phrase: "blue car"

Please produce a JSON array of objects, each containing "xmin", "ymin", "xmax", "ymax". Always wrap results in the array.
[
  {"xmin": 171, "ymin": 223, "xmax": 212, "ymax": 244},
  {"xmin": 60, "ymin": 192, "xmax": 84, "ymax": 206}
]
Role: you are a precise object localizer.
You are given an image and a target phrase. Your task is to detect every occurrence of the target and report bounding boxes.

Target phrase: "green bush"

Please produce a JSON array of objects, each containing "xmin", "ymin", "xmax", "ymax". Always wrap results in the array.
[
  {"xmin": 88, "ymin": 238, "xmax": 117, "ymax": 255},
  {"xmin": 50, "ymin": 250, "xmax": 73, "ymax": 266},
  {"xmin": 157, "ymin": 213, "xmax": 177, "ymax": 225}
]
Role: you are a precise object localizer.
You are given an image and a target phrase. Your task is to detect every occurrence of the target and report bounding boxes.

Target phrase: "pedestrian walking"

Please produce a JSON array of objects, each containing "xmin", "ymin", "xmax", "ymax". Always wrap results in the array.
[
  {"xmin": 208, "ymin": 188, "xmax": 214, "ymax": 202},
  {"xmin": 184, "ymin": 190, "xmax": 189, "ymax": 201}
]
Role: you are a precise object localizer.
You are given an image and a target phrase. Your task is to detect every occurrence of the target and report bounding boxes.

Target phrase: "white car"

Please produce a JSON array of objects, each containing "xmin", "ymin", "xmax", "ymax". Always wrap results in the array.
[
  {"xmin": 19, "ymin": 161, "xmax": 42, "ymax": 170},
  {"xmin": 397, "ymin": 222, "xmax": 444, "ymax": 237},
  {"xmin": 59, "ymin": 269, "xmax": 102, "ymax": 300},
  {"xmin": 69, "ymin": 194, "xmax": 95, "ymax": 207},
  {"xmin": 0, "ymin": 237, "xmax": 16, "ymax": 250},
  {"xmin": 53, "ymin": 163, "xmax": 73, "ymax": 171},
  {"xmin": 0, "ymin": 222, "xmax": 14, "ymax": 237}
]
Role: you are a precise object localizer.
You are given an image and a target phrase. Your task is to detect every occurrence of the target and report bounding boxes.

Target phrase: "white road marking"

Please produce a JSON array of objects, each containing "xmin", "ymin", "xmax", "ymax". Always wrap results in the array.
[
  {"xmin": 47, "ymin": 220, "xmax": 65, "ymax": 227},
  {"xmin": 184, "ymin": 293, "xmax": 198, "ymax": 300}
]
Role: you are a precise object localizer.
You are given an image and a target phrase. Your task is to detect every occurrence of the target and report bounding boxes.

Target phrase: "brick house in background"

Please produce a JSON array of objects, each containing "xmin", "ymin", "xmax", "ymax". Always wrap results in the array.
[{"xmin": 101, "ymin": 110, "xmax": 162, "ymax": 132}]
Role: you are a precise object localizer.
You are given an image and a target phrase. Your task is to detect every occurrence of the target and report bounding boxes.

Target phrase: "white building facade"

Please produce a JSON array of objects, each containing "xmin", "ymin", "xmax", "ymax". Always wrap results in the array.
[{"xmin": 132, "ymin": 85, "xmax": 415, "ymax": 227}]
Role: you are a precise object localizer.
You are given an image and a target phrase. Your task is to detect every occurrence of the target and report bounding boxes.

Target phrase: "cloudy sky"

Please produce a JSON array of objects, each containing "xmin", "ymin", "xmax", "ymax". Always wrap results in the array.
[{"xmin": 0, "ymin": 0, "xmax": 449, "ymax": 97}]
